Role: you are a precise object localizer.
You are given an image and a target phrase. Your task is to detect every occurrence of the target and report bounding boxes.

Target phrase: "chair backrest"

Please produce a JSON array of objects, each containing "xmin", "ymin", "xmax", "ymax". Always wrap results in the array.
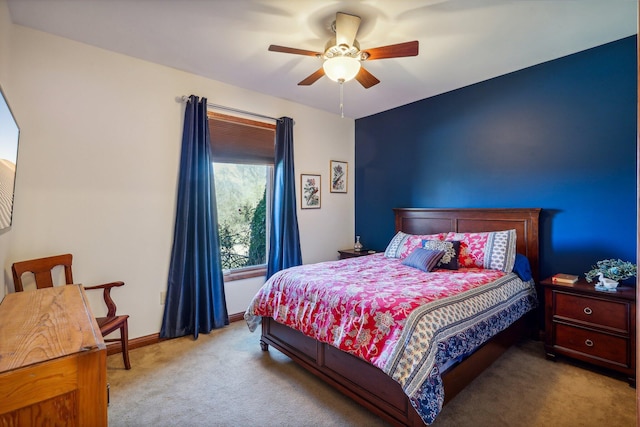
[{"xmin": 12, "ymin": 254, "xmax": 74, "ymax": 292}]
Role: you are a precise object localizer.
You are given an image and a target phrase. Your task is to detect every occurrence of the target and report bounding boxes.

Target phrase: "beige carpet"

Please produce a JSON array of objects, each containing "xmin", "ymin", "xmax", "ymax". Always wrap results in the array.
[{"xmin": 107, "ymin": 321, "xmax": 636, "ymax": 427}]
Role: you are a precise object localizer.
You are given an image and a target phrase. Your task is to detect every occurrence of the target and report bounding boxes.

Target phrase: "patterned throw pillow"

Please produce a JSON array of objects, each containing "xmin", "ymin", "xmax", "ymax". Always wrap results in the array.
[
  {"xmin": 422, "ymin": 240, "xmax": 460, "ymax": 270},
  {"xmin": 401, "ymin": 248, "xmax": 445, "ymax": 273},
  {"xmin": 444, "ymin": 229, "xmax": 517, "ymax": 272},
  {"xmin": 384, "ymin": 231, "xmax": 445, "ymax": 259}
]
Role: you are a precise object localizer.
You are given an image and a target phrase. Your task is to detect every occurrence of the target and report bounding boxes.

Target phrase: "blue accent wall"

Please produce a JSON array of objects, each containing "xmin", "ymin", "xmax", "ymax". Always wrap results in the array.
[{"xmin": 355, "ymin": 36, "xmax": 637, "ymax": 282}]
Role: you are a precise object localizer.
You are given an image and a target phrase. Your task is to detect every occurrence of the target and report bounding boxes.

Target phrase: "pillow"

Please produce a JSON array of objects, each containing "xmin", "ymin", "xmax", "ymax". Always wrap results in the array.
[
  {"xmin": 444, "ymin": 229, "xmax": 517, "ymax": 272},
  {"xmin": 422, "ymin": 240, "xmax": 460, "ymax": 270},
  {"xmin": 401, "ymin": 248, "xmax": 445, "ymax": 272},
  {"xmin": 384, "ymin": 231, "xmax": 445, "ymax": 259},
  {"xmin": 513, "ymin": 254, "xmax": 532, "ymax": 281}
]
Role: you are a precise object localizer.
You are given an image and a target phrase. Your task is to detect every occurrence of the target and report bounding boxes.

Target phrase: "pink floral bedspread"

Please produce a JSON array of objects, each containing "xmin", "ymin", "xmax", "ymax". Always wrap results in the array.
[{"xmin": 245, "ymin": 253, "xmax": 508, "ymax": 369}]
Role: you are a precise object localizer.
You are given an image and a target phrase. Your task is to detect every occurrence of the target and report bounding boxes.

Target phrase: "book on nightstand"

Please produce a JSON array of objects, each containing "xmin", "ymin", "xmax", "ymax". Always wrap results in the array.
[{"xmin": 551, "ymin": 273, "xmax": 579, "ymax": 284}]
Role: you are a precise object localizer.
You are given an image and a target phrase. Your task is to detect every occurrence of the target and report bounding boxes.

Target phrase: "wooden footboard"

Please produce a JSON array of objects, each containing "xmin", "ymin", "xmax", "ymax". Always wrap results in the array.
[
  {"xmin": 260, "ymin": 316, "xmax": 424, "ymax": 426},
  {"xmin": 261, "ymin": 314, "xmax": 531, "ymax": 426},
  {"xmin": 259, "ymin": 208, "xmax": 540, "ymax": 426}
]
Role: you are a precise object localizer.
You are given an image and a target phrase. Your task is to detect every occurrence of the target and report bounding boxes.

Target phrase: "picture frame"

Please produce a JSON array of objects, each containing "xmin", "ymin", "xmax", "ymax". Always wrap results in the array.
[
  {"xmin": 0, "ymin": 84, "xmax": 20, "ymax": 230},
  {"xmin": 300, "ymin": 174, "xmax": 321, "ymax": 209},
  {"xmin": 330, "ymin": 160, "xmax": 347, "ymax": 193}
]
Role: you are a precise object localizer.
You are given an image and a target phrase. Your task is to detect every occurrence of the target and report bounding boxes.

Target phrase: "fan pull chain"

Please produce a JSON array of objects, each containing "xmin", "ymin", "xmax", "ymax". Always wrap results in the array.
[{"xmin": 339, "ymin": 81, "xmax": 345, "ymax": 118}]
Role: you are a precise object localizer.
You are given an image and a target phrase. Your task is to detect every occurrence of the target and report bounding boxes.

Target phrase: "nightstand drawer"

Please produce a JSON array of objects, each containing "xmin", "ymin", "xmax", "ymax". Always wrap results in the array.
[
  {"xmin": 554, "ymin": 323, "xmax": 630, "ymax": 366},
  {"xmin": 554, "ymin": 292, "xmax": 629, "ymax": 332}
]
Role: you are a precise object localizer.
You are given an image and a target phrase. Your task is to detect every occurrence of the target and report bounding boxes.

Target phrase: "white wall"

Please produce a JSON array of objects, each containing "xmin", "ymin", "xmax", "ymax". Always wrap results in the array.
[
  {"xmin": 0, "ymin": 0, "xmax": 8, "ymax": 79},
  {"xmin": 0, "ymin": 13, "xmax": 355, "ymax": 339}
]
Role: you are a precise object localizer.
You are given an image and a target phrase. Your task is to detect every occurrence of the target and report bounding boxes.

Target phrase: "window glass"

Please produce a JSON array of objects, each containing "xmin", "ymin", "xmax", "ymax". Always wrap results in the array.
[{"xmin": 214, "ymin": 163, "xmax": 272, "ymax": 272}]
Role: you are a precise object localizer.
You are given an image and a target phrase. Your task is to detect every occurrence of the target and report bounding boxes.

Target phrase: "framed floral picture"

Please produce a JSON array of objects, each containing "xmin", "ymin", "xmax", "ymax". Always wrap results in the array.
[
  {"xmin": 300, "ymin": 174, "xmax": 321, "ymax": 209},
  {"xmin": 330, "ymin": 160, "xmax": 347, "ymax": 193}
]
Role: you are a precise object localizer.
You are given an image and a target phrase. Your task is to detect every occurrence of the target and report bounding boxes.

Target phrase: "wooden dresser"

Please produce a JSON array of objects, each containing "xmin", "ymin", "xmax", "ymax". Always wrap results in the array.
[
  {"xmin": 0, "ymin": 285, "xmax": 108, "ymax": 426},
  {"xmin": 541, "ymin": 277, "xmax": 636, "ymax": 385}
]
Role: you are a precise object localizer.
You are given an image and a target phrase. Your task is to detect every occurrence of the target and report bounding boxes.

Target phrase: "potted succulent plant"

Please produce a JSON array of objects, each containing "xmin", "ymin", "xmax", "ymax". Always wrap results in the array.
[{"xmin": 585, "ymin": 258, "xmax": 637, "ymax": 289}]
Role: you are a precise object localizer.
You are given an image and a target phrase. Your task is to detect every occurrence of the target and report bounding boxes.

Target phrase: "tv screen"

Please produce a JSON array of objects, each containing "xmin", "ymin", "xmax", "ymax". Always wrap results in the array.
[{"xmin": 0, "ymin": 84, "xmax": 19, "ymax": 230}]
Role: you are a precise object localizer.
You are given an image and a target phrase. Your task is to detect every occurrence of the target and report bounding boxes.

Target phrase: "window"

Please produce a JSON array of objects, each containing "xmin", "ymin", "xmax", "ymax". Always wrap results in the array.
[{"xmin": 208, "ymin": 112, "xmax": 276, "ymax": 281}]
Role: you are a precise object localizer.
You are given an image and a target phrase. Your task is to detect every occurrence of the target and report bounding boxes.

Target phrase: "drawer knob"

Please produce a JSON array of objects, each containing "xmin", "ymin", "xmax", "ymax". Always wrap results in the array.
[
  {"xmin": 583, "ymin": 307, "xmax": 593, "ymax": 315},
  {"xmin": 585, "ymin": 339, "xmax": 594, "ymax": 347}
]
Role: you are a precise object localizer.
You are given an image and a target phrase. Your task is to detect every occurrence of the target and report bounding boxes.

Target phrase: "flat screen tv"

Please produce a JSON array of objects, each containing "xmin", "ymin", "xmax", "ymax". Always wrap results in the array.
[{"xmin": 0, "ymin": 84, "xmax": 19, "ymax": 230}]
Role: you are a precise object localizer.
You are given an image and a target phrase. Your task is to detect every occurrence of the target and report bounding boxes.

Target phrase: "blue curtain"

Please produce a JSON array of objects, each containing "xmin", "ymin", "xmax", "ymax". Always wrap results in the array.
[
  {"xmin": 161, "ymin": 95, "xmax": 228, "ymax": 339},
  {"xmin": 266, "ymin": 117, "xmax": 302, "ymax": 279}
]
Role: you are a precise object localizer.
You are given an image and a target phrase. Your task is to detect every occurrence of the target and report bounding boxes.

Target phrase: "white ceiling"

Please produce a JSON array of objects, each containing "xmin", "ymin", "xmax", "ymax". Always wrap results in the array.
[{"xmin": 7, "ymin": 0, "xmax": 637, "ymax": 119}]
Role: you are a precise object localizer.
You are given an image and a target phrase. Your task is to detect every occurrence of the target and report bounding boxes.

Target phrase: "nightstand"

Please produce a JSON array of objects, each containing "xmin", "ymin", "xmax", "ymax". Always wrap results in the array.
[
  {"xmin": 338, "ymin": 248, "xmax": 376, "ymax": 259},
  {"xmin": 541, "ymin": 277, "xmax": 636, "ymax": 385}
]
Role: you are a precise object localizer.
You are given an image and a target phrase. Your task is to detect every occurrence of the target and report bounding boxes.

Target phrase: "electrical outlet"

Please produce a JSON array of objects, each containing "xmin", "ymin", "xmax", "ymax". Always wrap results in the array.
[{"xmin": 160, "ymin": 291, "xmax": 166, "ymax": 305}]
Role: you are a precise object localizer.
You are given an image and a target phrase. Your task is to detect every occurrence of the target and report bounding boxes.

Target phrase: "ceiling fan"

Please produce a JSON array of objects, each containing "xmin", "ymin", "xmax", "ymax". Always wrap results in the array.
[{"xmin": 268, "ymin": 12, "xmax": 419, "ymax": 89}]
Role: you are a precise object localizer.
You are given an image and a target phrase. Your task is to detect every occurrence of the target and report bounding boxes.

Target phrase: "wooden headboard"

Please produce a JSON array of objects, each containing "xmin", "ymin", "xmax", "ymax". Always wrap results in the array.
[{"xmin": 394, "ymin": 208, "xmax": 541, "ymax": 282}]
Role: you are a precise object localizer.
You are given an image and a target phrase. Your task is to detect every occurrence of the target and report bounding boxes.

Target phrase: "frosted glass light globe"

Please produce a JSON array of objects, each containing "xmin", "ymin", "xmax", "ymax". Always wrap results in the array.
[{"xmin": 323, "ymin": 56, "xmax": 361, "ymax": 83}]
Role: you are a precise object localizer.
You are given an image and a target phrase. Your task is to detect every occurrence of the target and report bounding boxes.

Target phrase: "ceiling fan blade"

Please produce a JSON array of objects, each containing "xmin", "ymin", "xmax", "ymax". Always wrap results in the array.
[
  {"xmin": 268, "ymin": 45, "xmax": 321, "ymax": 57},
  {"xmin": 355, "ymin": 67, "xmax": 380, "ymax": 89},
  {"xmin": 298, "ymin": 68, "xmax": 325, "ymax": 86},
  {"xmin": 335, "ymin": 12, "xmax": 361, "ymax": 48},
  {"xmin": 362, "ymin": 41, "xmax": 419, "ymax": 60}
]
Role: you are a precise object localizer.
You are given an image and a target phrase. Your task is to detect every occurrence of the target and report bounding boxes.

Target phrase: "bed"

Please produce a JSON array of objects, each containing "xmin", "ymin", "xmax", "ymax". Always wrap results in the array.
[{"xmin": 246, "ymin": 208, "xmax": 541, "ymax": 426}]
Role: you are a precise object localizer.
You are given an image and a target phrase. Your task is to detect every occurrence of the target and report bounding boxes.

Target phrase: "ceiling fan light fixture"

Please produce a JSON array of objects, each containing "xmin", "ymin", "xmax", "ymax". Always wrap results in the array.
[
  {"xmin": 269, "ymin": 12, "xmax": 417, "ymax": 90},
  {"xmin": 323, "ymin": 56, "xmax": 361, "ymax": 83}
]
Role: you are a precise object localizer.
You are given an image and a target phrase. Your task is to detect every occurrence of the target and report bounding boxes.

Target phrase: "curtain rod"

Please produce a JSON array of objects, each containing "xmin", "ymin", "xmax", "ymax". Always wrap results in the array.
[{"xmin": 181, "ymin": 95, "xmax": 281, "ymax": 123}]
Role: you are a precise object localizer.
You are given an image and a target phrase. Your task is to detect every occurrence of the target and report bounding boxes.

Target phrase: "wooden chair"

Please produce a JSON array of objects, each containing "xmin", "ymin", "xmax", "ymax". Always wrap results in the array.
[{"xmin": 11, "ymin": 253, "xmax": 131, "ymax": 370}]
